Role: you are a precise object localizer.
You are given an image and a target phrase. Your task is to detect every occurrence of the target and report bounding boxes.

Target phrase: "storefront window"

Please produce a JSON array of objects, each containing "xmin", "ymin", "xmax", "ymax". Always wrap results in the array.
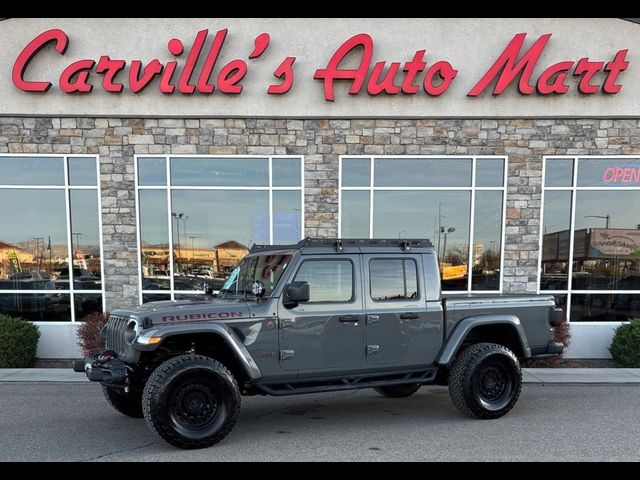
[
  {"xmin": 541, "ymin": 156, "xmax": 640, "ymax": 322},
  {"xmin": 340, "ymin": 156, "xmax": 507, "ymax": 293},
  {"xmin": 0, "ymin": 155, "xmax": 103, "ymax": 322},
  {"xmin": 137, "ymin": 156, "xmax": 304, "ymax": 303}
]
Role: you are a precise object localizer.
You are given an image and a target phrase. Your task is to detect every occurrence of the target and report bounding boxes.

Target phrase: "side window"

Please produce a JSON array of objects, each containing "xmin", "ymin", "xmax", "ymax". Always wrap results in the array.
[
  {"xmin": 294, "ymin": 260, "xmax": 353, "ymax": 303},
  {"xmin": 370, "ymin": 259, "xmax": 419, "ymax": 301}
]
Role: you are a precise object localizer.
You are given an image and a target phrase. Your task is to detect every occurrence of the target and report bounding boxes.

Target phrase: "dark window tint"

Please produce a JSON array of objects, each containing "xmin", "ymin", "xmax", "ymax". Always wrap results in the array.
[
  {"xmin": 294, "ymin": 260, "xmax": 353, "ymax": 302},
  {"xmin": 370, "ymin": 259, "xmax": 418, "ymax": 301},
  {"xmin": 570, "ymin": 294, "xmax": 640, "ymax": 322}
]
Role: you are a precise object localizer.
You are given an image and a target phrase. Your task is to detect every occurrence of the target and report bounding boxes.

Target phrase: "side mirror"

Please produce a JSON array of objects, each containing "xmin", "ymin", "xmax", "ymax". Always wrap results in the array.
[{"xmin": 283, "ymin": 281, "xmax": 310, "ymax": 308}]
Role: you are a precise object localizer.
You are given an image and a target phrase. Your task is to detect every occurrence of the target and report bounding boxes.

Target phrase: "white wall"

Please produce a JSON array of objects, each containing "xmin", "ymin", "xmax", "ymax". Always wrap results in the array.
[
  {"xmin": 35, "ymin": 323, "xmax": 83, "ymax": 359},
  {"xmin": 565, "ymin": 323, "xmax": 619, "ymax": 359},
  {"xmin": 0, "ymin": 18, "xmax": 638, "ymax": 118}
]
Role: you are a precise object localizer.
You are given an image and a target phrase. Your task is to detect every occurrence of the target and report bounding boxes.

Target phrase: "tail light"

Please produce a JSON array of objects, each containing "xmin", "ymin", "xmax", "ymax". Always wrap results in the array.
[{"xmin": 552, "ymin": 307, "xmax": 566, "ymax": 327}]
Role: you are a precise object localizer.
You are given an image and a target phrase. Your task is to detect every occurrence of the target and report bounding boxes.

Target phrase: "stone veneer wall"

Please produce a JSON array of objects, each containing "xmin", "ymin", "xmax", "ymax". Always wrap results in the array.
[{"xmin": 1, "ymin": 117, "xmax": 640, "ymax": 310}]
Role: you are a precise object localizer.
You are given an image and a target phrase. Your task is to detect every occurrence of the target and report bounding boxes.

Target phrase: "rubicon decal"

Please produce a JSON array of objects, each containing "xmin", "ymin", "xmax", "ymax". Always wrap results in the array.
[
  {"xmin": 162, "ymin": 312, "xmax": 244, "ymax": 322},
  {"xmin": 12, "ymin": 29, "xmax": 629, "ymax": 100}
]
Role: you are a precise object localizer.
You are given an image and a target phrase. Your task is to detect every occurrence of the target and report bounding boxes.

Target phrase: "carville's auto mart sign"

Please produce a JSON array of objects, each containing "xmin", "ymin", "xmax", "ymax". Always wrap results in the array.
[{"xmin": 0, "ymin": 18, "xmax": 639, "ymax": 117}]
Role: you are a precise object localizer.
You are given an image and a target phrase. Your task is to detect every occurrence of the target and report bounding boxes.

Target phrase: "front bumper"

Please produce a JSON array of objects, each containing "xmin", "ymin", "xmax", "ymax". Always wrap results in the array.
[{"xmin": 72, "ymin": 352, "xmax": 128, "ymax": 387}]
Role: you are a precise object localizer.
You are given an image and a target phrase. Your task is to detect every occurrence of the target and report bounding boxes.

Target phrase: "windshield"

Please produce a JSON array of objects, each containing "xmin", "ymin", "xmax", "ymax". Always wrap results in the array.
[{"xmin": 225, "ymin": 253, "xmax": 293, "ymax": 297}]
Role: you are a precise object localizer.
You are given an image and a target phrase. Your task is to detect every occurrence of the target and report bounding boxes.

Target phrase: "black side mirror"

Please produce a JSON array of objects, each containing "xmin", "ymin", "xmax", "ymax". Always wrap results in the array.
[{"xmin": 283, "ymin": 281, "xmax": 310, "ymax": 308}]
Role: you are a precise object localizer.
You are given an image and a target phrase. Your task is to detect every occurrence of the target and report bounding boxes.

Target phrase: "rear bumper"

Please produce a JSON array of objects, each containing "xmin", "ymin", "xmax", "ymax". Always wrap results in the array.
[
  {"xmin": 530, "ymin": 341, "xmax": 565, "ymax": 359},
  {"xmin": 72, "ymin": 353, "xmax": 128, "ymax": 387}
]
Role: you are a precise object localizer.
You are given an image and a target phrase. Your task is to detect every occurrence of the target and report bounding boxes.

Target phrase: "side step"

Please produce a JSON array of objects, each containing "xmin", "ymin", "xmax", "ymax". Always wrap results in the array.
[{"xmin": 256, "ymin": 367, "xmax": 438, "ymax": 396}]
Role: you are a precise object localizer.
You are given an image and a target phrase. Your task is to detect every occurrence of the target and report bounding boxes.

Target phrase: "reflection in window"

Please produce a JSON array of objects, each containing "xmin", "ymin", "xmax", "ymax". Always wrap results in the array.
[
  {"xmin": 170, "ymin": 157, "xmax": 269, "ymax": 186},
  {"xmin": 573, "ymin": 191, "xmax": 640, "ymax": 292},
  {"xmin": 294, "ymin": 260, "xmax": 353, "ymax": 303},
  {"xmin": 541, "ymin": 191, "xmax": 572, "ymax": 291},
  {"xmin": 373, "ymin": 191, "xmax": 471, "ymax": 292},
  {"xmin": 0, "ymin": 155, "xmax": 102, "ymax": 323},
  {"xmin": 374, "ymin": 158, "xmax": 472, "ymax": 187},
  {"xmin": 544, "ymin": 158, "xmax": 574, "ymax": 187},
  {"xmin": 472, "ymin": 191, "xmax": 502, "ymax": 291},
  {"xmin": 137, "ymin": 156, "xmax": 304, "ymax": 302},
  {"xmin": 341, "ymin": 156, "xmax": 506, "ymax": 293},
  {"xmin": 138, "ymin": 157, "xmax": 167, "ymax": 186},
  {"xmin": 341, "ymin": 191, "xmax": 370, "ymax": 238},
  {"xmin": 370, "ymin": 259, "xmax": 418, "ymax": 301},
  {"xmin": 541, "ymin": 156, "xmax": 640, "ymax": 322}
]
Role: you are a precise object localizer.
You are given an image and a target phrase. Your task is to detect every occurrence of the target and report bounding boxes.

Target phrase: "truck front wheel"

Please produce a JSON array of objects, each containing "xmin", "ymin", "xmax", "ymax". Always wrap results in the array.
[
  {"xmin": 448, "ymin": 343, "xmax": 521, "ymax": 419},
  {"xmin": 142, "ymin": 354, "xmax": 241, "ymax": 449}
]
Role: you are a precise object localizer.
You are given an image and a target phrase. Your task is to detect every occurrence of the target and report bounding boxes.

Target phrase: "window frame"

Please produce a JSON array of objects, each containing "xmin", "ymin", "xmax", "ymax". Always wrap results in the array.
[
  {"xmin": 135, "ymin": 155, "xmax": 305, "ymax": 304},
  {"xmin": 0, "ymin": 154, "xmax": 104, "ymax": 324},
  {"xmin": 368, "ymin": 257, "xmax": 421, "ymax": 302},
  {"xmin": 292, "ymin": 258, "xmax": 356, "ymax": 304},
  {"xmin": 338, "ymin": 155, "xmax": 508, "ymax": 294},
  {"xmin": 539, "ymin": 155, "xmax": 640, "ymax": 324}
]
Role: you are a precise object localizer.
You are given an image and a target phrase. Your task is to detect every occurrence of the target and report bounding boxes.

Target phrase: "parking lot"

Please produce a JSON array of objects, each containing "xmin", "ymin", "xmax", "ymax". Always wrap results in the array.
[{"xmin": 1, "ymin": 382, "xmax": 638, "ymax": 461}]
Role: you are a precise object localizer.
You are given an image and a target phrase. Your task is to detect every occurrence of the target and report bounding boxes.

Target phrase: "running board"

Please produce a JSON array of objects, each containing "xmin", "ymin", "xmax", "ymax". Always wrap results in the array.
[{"xmin": 255, "ymin": 367, "xmax": 438, "ymax": 396}]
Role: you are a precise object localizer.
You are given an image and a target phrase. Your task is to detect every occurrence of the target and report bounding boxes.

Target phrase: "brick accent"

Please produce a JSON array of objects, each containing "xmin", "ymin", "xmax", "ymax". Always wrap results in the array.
[{"xmin": 2, "ymin": 117, "xmax": 640, "ymax": 306}]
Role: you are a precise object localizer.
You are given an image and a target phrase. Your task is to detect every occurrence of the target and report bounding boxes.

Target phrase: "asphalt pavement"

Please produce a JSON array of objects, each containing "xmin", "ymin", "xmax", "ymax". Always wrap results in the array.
[{"xmin": 0, "ymin": 382, "xmax": 638, "ymax": 461}]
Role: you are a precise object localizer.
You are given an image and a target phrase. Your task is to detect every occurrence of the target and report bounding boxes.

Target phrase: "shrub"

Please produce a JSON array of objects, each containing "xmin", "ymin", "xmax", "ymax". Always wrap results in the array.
[
  {"xmin": 609, "ymin": 319, "xmax": 640, "ymax": 368},
  {"xmin": 77, "ymin": 312, "xmax": 109, "ymax": 354},
  {"xmin": 0, "ymin": 314, "xmax": 40, "ymax": 368}
]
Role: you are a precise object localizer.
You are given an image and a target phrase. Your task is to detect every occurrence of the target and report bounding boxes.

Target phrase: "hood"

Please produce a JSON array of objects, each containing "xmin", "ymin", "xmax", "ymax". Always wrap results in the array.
[{"xmin": 111, "ymin": 297, "xmax": 252, "ymax": 326}]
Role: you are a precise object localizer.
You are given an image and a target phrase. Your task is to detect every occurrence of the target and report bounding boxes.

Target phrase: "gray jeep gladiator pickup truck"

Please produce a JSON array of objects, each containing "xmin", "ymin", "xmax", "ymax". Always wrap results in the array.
[{"xmin": 74, "ymin": 238, "xmax": 564, "ymax": 449}]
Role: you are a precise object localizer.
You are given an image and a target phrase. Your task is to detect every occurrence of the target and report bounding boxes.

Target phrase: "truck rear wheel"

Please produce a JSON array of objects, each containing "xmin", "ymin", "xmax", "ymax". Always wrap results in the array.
[
  {"xmin": 448, "ymin": 343, "xmax": 521, "ymax": 419},
  {"xmin": 102, "ymin": 385, "xmax": 144, "ymax": 418},
  {"xmin": 374, "ymin": 384, "xmax": 421, "ymax": 398},
  {"xmin": 142, "ymin": 354, "xmax": 241, "ymax": 449}
]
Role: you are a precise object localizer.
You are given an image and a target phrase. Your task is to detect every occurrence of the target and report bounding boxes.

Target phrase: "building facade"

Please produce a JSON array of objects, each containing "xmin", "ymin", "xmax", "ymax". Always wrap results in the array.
[{"xmin": 1, "ymin": 18, "xmax": 639, "ymax": 358}]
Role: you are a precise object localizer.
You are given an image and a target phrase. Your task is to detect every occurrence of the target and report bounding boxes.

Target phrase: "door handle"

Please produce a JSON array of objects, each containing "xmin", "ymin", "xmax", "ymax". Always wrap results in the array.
[
  {"xmin": 339, "ymin": 315, "xmax": 361, "ymax": 323},
  {"xmin": 399, "ymin": 313, "xmax": 420, "ymax": 320}
]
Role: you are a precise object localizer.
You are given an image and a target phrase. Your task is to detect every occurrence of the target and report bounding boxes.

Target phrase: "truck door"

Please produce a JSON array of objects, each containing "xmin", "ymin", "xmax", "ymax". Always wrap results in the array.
[
  {"xmin": 363, "ymin": 255, "xmax": 434, "ymax": 366},
  {"xmin": 278, "ymin": 256, "xmax": 364, "ymax": 372}
]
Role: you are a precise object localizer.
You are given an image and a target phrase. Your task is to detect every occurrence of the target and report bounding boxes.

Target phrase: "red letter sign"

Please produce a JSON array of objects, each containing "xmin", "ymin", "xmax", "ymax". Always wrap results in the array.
[{"xmin": 13, "ymin": 28, "xmax": 69, "ymax": 92}]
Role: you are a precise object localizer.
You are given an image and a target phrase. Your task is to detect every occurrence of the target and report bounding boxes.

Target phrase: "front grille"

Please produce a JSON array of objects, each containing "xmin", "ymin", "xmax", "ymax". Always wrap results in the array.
[{"xmin": 105, "ymin": 315, "xmax": 130, "ymax": 360}]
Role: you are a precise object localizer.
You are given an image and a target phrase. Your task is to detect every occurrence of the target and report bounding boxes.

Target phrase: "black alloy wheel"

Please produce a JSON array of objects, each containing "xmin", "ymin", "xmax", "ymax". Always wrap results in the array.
[
  {"xmin": 448, "ymin": 342, "xmax": 522, "ymax": 419},
  {"xmin": 142, "ymin": 354, "xmax": 241, "ymax": 449}
]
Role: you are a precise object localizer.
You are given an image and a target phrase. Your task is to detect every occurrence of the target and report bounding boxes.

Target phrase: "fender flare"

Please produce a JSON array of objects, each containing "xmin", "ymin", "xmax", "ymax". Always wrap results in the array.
[
  {"xmin": 436, "ymin": 314, "xmax": 531, "ymax": 367},
  {"xmin": 134, "ymin": 323, "xmax": 262, "ymax": 380}
]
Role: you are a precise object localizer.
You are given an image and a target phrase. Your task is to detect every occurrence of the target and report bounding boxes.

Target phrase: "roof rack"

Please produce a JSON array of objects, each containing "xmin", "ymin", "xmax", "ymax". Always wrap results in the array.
[
  {"xmin": 249, "ymin": 238, "xmax": 433, "ymax": 254},
  {"xmin": 298, "ymin": 238, "xmax": 433, "ymax": 252}
]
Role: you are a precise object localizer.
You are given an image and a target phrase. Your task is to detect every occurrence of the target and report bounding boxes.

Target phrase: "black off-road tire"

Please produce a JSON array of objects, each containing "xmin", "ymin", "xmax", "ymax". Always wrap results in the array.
[
  {"xmin": 142, "ymin": 354, "xmax": 241, "ymax": 449},
  {"xmin": 374, "ymin": 384, "xmax": 421, "ymax": 398},
  {"xmin": 448, "ymin": 343, "xmax": 522, "ymax": 419},
  {"xmin": 102, "ymin": 385, "xmax": 144, "ymax": 418}
]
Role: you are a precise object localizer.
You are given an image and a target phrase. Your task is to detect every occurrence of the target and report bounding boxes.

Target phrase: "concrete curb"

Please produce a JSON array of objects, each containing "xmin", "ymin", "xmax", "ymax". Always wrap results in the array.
[{"xmin": 1, "ymin": 368, "xmax": 640, "ymax": 385}]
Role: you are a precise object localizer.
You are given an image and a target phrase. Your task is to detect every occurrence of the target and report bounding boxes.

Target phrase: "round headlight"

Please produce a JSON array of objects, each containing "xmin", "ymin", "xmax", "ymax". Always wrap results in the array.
[{"xmin": 125, "ymin": 320, "xmax": 138, "ymax": 344}]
